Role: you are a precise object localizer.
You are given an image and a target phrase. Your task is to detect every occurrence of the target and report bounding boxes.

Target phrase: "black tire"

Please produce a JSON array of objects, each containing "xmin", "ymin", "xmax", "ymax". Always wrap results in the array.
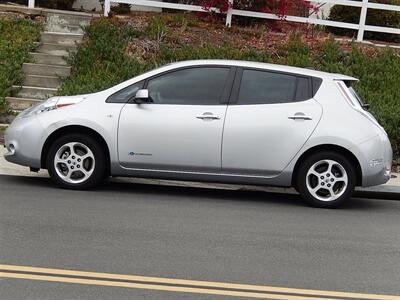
[
  {"xmin": 46, "ymin": 133, "xmax": 106, "ymax": 190},
  {"xmin": 296, "ymin": 151, "xmax": 356, "ymax": 208}
]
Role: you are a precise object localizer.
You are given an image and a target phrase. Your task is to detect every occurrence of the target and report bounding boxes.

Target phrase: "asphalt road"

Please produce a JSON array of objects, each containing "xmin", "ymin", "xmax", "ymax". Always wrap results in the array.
[{"xmin": 0, "ymin": 174, "xmax": 400, "ymax": 299}]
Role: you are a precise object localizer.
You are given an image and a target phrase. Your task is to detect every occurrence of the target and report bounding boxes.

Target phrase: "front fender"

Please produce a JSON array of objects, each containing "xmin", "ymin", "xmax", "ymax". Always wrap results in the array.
[{"xmin": 36, "ymin": 102, "xmax": 121, "ymax": 170}]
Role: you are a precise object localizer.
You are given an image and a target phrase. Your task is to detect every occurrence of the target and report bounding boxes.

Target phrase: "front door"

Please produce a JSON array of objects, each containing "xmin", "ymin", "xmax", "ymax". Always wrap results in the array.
[
  {"xmin": 222, "ymin": 68, "xmax": 323, "ymax": 176},
  {"xmin": 118, "ymin": 66, "xmax": 234, "ymax": 172}
]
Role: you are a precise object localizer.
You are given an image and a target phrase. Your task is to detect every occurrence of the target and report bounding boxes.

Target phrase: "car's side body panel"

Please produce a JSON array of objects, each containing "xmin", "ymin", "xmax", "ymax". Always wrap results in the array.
[{"xmin": 118, "ymin": 104, "xmax": 228, "ymax": 172}]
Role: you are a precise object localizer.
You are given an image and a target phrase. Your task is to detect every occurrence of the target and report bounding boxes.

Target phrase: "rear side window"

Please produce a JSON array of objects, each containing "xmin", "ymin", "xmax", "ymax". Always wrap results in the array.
[
  {"xmin": 237, "ymin": 69, "xmax": 311, "ymax": 105},
  {"xmin": 312, "ymin": 77, "xmax": 323, "ymax": 96},
  {"xmin": 106, "ymin": 80, "xmax": 144, "ymax": 103},
  {"xmin": 295, "ymin": 77, "xmax": 311, "ymax": 101}
]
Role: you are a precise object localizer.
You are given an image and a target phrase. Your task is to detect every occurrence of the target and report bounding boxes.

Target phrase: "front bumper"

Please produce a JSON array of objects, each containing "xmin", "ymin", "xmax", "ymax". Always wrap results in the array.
[{"xmin": 4, "ymin": 116, "xmax": 45, "ymax": 169}]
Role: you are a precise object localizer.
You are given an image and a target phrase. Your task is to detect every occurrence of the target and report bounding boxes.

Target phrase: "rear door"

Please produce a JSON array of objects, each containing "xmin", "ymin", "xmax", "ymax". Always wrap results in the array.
[{"xmin": 222, "ymin": 68, "xmax": 323, "ymax": 176}]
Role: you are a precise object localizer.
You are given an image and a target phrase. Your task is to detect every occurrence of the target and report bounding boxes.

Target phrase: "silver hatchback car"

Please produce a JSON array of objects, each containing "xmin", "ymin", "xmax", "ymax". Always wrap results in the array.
[{"xmin": 4, "ymin": 60, "xmax": 392, "ymax": 208}]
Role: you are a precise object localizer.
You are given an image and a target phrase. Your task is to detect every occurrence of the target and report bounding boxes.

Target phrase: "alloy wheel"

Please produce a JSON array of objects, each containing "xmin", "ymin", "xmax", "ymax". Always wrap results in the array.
[
  {"xmin": 306, "ymin": 159, "xmax": 348, "ymax": 202},
  {"xmin": 53, "ymin": 142, "xmax": 95, "ymax": 184}
]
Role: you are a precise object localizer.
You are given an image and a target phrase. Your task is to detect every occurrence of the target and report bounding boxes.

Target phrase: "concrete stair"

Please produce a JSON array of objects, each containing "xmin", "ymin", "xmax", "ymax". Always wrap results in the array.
[
  {"xmin": 8, "ymin": 11, "xmax": 92, "ymax": 112},
  {"xmin": 30, "ymin": 52, "xmax": 68, "ymax": 66},
  {"xmin": 12, "ymin": 86, "xmax": 58, "ymax": 100},
  {"xmin": 44, "ymin": 12, "xmax": 91, "ymax": 35},
  {"xmin": 46, "ymin": 13, "xmax": 91, "ymax": 27},
  {"xmin": 35, "ymin": 42, "xmax": 76, "ymax": 56},
  {"xmin": 23, "ymin": 75, "xmax": 62, "ymax": 89},
  {"xmin": 22, "ymin": 63, "xmax": 71, "ymax": 77},
  {"xmin": 44, "ymin": 23, "xmax": 84, "ymax": 34},
  {"xmin": 41, "ymin": 32, "xmax": 83, "ymax": 45}
]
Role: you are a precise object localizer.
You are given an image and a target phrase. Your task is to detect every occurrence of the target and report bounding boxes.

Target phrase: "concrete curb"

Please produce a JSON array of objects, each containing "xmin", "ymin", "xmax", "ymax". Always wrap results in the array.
[
  {"xmin": 354, "ymin": 185, "xmax": 400, "ymax": 200},
  {"xmin": 1, "ymin": 147, "xmax": 399, "ymax": 199}
]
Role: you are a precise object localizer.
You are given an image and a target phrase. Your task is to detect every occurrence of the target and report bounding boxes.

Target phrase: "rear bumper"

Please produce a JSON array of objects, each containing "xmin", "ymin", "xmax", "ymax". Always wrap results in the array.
[{"xmin": 356, "ymin": 133, "xmax": 392, "ymax": 187}]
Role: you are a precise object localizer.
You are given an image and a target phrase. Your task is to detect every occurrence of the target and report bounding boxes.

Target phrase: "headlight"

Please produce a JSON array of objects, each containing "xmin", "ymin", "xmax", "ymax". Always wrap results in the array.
[{"xmin": 18, "ymin": 96, "xmax": 82, "ymax": 119}]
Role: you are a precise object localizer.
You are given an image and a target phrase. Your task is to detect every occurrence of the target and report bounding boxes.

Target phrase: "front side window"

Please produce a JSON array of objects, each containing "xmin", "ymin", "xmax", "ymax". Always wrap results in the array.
[
  {"xmin": 106, "ymin": 80, "xmax": 144, "ymax": 103},
  {"xmin": 146, "ymin": 67, "xmax": 230, "ymax": 105},
  {"xmin": 237, "ymin": 69, "xmax": 310, "ymax": 105}
]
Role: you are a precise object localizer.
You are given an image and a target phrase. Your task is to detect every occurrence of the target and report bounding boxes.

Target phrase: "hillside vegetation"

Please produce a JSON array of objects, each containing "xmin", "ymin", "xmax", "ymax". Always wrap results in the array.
[
  {"xmin": 58, "ymin": 14, "xmax": 400, "ymax": 161},
  {"xmin": 0, "ymin": 16, "xmax": 41, "ymax": 114}
]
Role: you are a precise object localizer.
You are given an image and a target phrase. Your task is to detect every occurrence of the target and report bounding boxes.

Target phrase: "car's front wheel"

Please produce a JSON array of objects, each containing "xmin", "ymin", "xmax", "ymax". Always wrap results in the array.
[
  {"xmin": 296, "ymin": 151, "xmax": 356, "ymax": 208},
  {"xmin": 46, "ymin": 134, "xmax": 106, "ymax": 189}
]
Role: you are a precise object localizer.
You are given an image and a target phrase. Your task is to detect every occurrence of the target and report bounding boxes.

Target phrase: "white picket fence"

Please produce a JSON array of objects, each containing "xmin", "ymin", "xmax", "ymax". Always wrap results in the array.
[{"xmin": 26, "ymin": 0, "xmax": 400, "ymax": 42}]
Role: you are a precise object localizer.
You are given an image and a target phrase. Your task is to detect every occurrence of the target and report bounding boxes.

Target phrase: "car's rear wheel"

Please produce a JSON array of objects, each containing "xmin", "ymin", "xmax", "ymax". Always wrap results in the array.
[
  {"xmin": 296, "ymin": 151, "xmax": 356, "ymax": 208},
  {"xmin": 46, "ymin": 134, "xmax": 106, "ymax": 189}
]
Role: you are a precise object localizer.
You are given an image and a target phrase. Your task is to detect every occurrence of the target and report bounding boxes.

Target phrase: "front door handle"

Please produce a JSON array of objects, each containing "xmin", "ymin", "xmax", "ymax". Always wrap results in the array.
[
  {"xmin": 197, "ymin": 112, "xmax": 220, "ymax": 120},
  {"xmin": 288, "ymin": 113, "xmax": 312, "ymax": 121}
]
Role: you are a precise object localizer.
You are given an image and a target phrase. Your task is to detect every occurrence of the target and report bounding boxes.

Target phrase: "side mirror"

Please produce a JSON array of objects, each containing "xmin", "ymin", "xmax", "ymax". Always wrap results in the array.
[{"xmin": 133, "ymin": 89, "xmax": 152, "ymax": 104}]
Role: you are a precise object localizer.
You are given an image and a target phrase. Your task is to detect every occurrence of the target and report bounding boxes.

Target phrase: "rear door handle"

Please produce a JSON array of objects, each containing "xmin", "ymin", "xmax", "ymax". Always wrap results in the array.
[
  {"xmin": 288, "ymin": 113, "xmax": 312, "ymax": 121},
  {"xmin": 197, "ymin": 116, "xmax": 220, "ymax": 120},
  {"xmin": 197, "ymin": 112, "xmax": 220, "ymax": 120}
]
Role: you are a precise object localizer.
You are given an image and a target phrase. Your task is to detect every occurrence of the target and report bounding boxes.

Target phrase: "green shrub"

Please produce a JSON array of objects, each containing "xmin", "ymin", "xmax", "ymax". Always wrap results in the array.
[
  {"xmin": 156, "ymin": 43, "xmax": 269, "ymax": 64},
  {"xmin": 276, "ymin": 33, "xmax": 312, "ymax": 67},
  {"xmin": 144, "ymin": 16, "xmax": 168, "ymax": 41},
  {"xmin": 0, "ymin": 17, "xmax": 41, "ymax": 114},
  {"xmin": 328, "ymin": 0, "xmax": 400, "ymax": 43},
  {"xmin": 313, "ymin": 37, "xmax": 347, "ymax": 74}
]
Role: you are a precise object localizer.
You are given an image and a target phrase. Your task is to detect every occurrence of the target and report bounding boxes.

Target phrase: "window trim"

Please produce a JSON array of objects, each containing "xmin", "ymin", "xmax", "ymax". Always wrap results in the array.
[
  {"xmin": 229, "ymin": 67, "xmax": 316, "ymax": 105},
  {"xmin": 105, "ymin": 80, "xmax": 144, "ymax": 104},
  {"xmin": 142, "ymin": 65, "xmax": 237, "ymax": 105},
  {"xmin": 312, "ymin": 77, "xmax": 323, "ymax": 97}
]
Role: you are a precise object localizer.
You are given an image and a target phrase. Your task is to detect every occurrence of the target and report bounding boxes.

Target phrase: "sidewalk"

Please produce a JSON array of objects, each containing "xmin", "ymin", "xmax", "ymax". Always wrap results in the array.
[{"xmin": 0, "ymin": 147, "xmax": 399, "ymax": 199}]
